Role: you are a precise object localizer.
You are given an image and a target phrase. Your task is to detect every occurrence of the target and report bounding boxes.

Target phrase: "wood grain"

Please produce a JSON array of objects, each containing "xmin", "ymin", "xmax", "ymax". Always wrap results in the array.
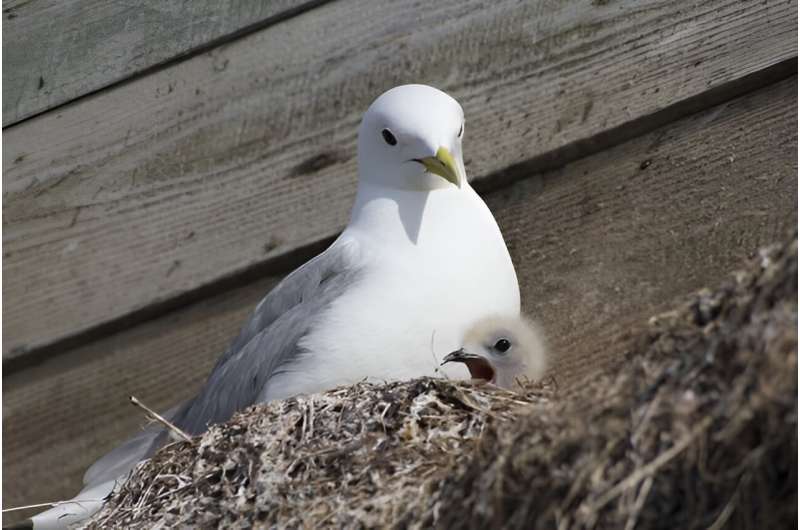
[
  {"xmin": 2, "ymin": 0, "xmax": 328, "ymax": 125},
  {"xmin": 4, "ymin": 77, "xmax": 796, "ymax": 521},
  {"xmin": 502, "ymin": 77, "xmax": 797, "ymax": 386},
  {"xmin": 4, "ymin": 0, "xmax": 796, "ymax": 360}
]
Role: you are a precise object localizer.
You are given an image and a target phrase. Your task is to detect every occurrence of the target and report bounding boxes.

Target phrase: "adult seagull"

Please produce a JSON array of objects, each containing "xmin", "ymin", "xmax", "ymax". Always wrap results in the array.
[{"xmin": 23, "ymin": 84, "xmax": 520, "ymax": 529}]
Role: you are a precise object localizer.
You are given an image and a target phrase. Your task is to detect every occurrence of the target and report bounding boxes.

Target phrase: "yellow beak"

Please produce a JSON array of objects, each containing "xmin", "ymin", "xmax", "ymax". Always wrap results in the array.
[{"xmin": 417, "ymin": 147, "xmax": 462, "ymax": 188}]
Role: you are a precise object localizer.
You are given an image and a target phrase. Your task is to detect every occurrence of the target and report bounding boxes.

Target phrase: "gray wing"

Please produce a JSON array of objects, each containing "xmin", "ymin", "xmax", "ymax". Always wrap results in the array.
[
  {"xmin": 84, "ymin": 237, "xmax": 361, "ymax": 487},
  {"xmin": 170, "ymin": 236, "xmax": 362, "ymax": 435}
]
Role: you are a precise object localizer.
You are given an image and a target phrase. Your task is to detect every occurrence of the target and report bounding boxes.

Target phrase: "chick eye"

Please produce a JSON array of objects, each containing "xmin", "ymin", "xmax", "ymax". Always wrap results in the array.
[
  {"xmin": 494, "ymin": 338, "xmax": 511, "ymax": 353},
  {"xmin": 458, "ymin": 122, "xmax": 464, "ymax": 138},
  {"xmin": 381, "ymin": 128, "xmax": 397, "ymax": 146}
]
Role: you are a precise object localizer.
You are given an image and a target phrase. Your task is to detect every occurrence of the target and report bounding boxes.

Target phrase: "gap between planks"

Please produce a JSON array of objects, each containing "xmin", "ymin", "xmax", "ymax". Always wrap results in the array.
[{"xmin": 2, "ymin": 0, "xmax": 336, "ymax": 129}]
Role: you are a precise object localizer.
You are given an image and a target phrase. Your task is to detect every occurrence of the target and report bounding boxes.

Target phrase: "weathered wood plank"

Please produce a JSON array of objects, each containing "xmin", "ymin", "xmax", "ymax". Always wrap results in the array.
[
  {"xmin": 4, "ymin": 0, "xmax": 796, "ymax": 361},
  {"xmin": 4, "ymin": 76, "xmax": 796, "ymax": 522},
  {"xmin": 2, "ymin": 0, "xmax": 328, "ymax": 125}
]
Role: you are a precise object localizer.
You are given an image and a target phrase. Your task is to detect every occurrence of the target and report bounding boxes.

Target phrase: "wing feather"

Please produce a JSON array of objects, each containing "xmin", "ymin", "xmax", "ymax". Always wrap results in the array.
[{"xmin": 83, "ymin": 237, "xmax": 361, "ymax": 487}]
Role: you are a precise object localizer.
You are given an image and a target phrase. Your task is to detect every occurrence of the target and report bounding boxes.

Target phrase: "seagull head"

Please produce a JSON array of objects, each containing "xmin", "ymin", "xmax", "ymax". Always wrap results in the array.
[
  {"xmin": 442, "ymin": 315, "xmax": 547, "ymax": 389},
  {"xmin": 358, "ymin": 84, "xmax": 466, "ymax": 191}
]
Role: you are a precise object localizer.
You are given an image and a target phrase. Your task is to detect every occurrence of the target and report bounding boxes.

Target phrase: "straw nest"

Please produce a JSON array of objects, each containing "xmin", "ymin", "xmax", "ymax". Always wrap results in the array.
[{"xmin": 85, "ymin": 234, "xmax": 797, "ymax": 529}]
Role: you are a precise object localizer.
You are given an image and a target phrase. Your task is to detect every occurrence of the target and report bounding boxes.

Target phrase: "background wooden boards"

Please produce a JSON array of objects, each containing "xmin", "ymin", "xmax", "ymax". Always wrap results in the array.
[
  {"xmin": 2, "ymin": 0, "xmax": 328, "ymax": 125},
  {"xmin": 4, "ymin": 0, "xmax": 796, "ymax": 362},
  {"xmin": 4, "ymin": 76, "xmax": 796, "ymax": 520}
]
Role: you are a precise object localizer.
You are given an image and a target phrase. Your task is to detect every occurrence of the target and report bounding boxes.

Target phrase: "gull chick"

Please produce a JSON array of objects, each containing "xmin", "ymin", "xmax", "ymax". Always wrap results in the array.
[{"xmin": 442, "ymin": 315, "xmax": 547, "ymax": 389}]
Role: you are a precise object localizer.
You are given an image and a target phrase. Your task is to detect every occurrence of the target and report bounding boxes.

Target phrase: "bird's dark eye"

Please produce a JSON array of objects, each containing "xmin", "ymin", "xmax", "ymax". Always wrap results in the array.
[
  {"xmin": 458, "ymin": 122, "xmax": 464, "ymax": 138},
  {"xmin": 494, "ymin": 338, "xmax": 511, "ymax": 353},
  {"xmin": 381, "ymin": 128, "xmax": 397, "ymax": 146}
]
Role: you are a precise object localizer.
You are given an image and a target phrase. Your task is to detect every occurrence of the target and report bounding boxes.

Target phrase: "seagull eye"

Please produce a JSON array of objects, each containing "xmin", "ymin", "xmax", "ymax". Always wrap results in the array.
[
  {"xmin": 381, "ymin": 128, "xmax": 397, "ymax": 146},
  {"xmin": 458, "ymin": 122, "xmax": 464, "ymax": 138},
  {"xmin": 494, "ymin": 338, "xmax": 511, "ymax": 353}
]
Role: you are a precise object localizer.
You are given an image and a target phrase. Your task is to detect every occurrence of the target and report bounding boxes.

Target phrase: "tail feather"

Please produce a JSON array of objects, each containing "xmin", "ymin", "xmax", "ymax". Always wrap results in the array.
[
  {"xmin": 82, "ymin": 427, "xmax": 159, "ymax": 488},
  {"xmin": 82, "ymin": 403, "xmax": 182, "ymax": 487},
  {"xmin": 21, "ymin": 403, "xmax": 185, "ymax": 529},
  {"xmin": 26, "ymin": 480, "xmax": 116, "ymax": 530}
]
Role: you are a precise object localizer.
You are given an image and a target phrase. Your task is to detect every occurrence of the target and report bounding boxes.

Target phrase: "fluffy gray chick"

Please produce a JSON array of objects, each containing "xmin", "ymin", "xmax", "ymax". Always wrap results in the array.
[{"xmin": 442, "ymin": 315, "xmax": 547, "ymax": 389}]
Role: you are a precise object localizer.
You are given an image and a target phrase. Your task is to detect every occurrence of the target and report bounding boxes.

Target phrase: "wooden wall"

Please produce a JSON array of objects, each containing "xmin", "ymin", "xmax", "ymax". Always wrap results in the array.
[{"xmin": 3, "ymin": 0, "xmax": 797, "ymax": 522}]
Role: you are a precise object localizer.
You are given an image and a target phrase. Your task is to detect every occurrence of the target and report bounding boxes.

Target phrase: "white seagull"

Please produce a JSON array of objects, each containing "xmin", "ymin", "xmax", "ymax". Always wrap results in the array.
[{"xmin": 22, "ymin": 84, "xmax": 520, "ymax": 529}]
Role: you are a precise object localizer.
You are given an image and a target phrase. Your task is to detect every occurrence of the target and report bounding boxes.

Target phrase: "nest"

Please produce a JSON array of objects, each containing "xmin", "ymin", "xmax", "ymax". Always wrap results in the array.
[{"xmin": 86, "ymin": 234, "xmax": 797, "ymax": 529}]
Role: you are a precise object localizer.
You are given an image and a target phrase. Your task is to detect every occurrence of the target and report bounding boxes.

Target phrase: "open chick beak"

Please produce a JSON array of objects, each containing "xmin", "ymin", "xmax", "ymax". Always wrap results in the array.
[
  {"xmin": 441, "ymin": 348, "xmax": 496, "ymax": 382},
  {"xmin": 415, "ymin": 147, "xmax": 462, "ymax": 188}
]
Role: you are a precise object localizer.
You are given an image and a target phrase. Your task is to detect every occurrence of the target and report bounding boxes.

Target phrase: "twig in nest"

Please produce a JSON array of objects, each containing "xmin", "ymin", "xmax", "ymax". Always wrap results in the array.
[
  {"xmin": 623, "ymin": 476, "xmax": 653, "ymax": 530},
  {"xmin": 429, "ymin": 330, "xmax": 450, "ymax": 380},
  {"xmin": 590, "ymin": 416, "xmax": 713, "ymax": 511},
  {"xmin": 129, "ymin": 395, "xmax": 192, "ymax": 443},
  {"xmin": 2, "ymin": 499, "xmax": 104, "ymax": 513},
  {"xmin": 707, "ymin": 477, "xmax": 743, "ymax": 530}
]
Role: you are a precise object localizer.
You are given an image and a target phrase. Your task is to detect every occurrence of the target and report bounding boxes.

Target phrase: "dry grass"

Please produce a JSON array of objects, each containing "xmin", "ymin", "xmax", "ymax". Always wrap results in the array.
[{"xmin": 85, "ymin": 234, "xmax": 797, "ymax": 529}]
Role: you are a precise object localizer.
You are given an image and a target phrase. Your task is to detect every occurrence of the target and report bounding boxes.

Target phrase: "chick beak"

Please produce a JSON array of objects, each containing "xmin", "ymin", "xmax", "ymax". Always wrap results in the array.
[
  {"xmin": 414, "ymin": 147, "xmax": 462, "ymax": 188},
  {"xmin": 441, "ymin": 348, "xmax": 496, "ymax": 382}
]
